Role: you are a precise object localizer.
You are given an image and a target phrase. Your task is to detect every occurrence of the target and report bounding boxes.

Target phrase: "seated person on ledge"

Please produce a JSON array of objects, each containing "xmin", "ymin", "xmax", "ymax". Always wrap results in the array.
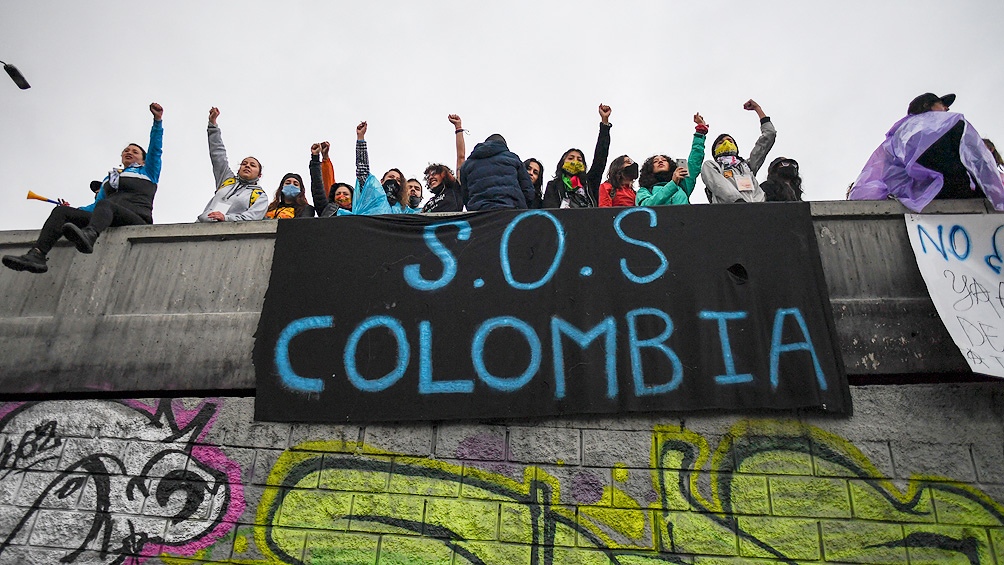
[{"xmin": 3, "ymin": 102, "xmax": 164, "ymax": 274}]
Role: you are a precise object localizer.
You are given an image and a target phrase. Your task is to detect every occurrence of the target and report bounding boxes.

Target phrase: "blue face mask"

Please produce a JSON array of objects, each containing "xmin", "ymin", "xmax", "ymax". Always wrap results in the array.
[{"xmin": 281, "ymin": 183, "xmax": 300, "ymax": 199}]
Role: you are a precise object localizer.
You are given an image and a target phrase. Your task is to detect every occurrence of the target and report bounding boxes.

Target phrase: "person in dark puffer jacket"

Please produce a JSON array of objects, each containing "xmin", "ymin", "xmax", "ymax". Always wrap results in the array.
[{"xmin": 460, "ymin": 134, "xmax": 535, "ymax": 211}]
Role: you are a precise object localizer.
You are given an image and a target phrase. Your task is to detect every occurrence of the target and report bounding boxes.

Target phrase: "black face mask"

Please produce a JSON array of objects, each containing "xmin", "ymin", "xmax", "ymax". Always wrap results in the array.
[
  {"xmin": 383, "ymin": 179, "xmax": 400, "ymax": 204},
  {"xmin": 774, "ymin": 163, "xmax": 799, "ymax": 179},
  {"xmin": 408, "ymin": 195, "xmax": 422, "ymax": 208},
  {"xmin": 624, "ymin": 163, "xmax": 639, "ymax": 180}
]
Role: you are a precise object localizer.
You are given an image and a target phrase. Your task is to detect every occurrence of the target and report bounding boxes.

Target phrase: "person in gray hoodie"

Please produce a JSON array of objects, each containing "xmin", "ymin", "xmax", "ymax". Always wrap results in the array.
[
  {"xmin": 460, "ymin": 134, "xmax": 536, "ymax": 211},
  {"xmin": 197, "ymin": 107, "xmax": 269, "ymax": 222},
  {"xmin": 701, "ymin": 99, "xmax": 777, "ymax": 204}
]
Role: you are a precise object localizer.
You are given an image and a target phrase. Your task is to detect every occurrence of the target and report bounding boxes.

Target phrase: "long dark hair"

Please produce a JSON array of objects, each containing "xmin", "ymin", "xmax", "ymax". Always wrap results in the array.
[
  {"xmin": 765, "ymin": 157, "xmax": 803, "ymax": 201},
  {"xmin": 381, "ymin": 168, "xmax": 408, "ymax": 204},
  {"xmin": 638, "ymin": 155, "xmax": 676, "ymax": 189},
  {"xmin": 551, "ymin": 149, "xmax": 587, "ymax": 185},
  {"xmin": 523, "ymin": 158, "xmax": 544, "ymax": 194},
  {"xmin": 985, "ymin": 138, "xmax": 1004, "ymax": 170},
  {"xmin": 267, "ymin": 173, "xmax": 308, "ymax": 216},
  {"xmin": 604, "ymin": 155, "xmax": 636, "ymax": 189}
]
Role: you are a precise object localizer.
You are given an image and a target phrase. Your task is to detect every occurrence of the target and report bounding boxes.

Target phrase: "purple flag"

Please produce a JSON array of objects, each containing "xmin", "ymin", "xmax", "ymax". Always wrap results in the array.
[{"xmin": 849, "ymin": 112, "xmax": 1004, "ymax": 212}]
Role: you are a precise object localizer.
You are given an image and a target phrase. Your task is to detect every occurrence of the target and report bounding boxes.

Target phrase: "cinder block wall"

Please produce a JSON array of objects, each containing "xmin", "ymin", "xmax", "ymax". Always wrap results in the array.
[{"xmin": 2, "ymin": 383, "xmax": 1003, "ymax": 564}]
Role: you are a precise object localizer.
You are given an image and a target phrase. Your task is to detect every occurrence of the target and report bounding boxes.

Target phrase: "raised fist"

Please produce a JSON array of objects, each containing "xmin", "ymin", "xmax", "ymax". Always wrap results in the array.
[
  {"xmin": 311, "ymin": 143, "xmax": 321, "ymax": 156},
  {"xmin": 598, "ymin": 104, "xmax": 612, "ymax": 123},
  {"xmin": 208, "ymin": 107, "xmax": 220, "ymax": 125},
  {"xmin": 356, "ymin": 121, "xmax": 368, "ymax": 140},
  {"xmin": 149, "ymin": 102, "xmax": 164, "ymax": 120},
  {"xmin": 320, "ymin": 141, "xmax": 330, "ymax": 158}
]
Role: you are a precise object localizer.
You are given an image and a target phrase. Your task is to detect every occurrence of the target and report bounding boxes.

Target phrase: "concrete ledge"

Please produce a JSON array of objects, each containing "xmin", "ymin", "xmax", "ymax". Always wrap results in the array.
[{"xmin": 0, "ymin": 200, "xmax": 995, "ymax": 395}]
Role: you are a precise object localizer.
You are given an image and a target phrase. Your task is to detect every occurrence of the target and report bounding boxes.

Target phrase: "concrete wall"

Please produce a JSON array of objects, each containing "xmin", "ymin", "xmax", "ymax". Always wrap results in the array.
[
  {"xmin": 1, "ymin": 200, "xmax": 1003, "ymax": 563},
  {"xmin": 1, "ymin": 385, "xmax": 1003, "ymax": 564}
]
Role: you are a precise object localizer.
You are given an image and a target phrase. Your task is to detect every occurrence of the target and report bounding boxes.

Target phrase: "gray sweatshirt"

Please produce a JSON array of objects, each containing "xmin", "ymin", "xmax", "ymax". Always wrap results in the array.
[
  {"xmin": 197, "ymin": 123, "xmax": 269, "ymax": 222},
  {"xmin": 701, "ymin": 119, "xmax": 777, "ymax": 204}
]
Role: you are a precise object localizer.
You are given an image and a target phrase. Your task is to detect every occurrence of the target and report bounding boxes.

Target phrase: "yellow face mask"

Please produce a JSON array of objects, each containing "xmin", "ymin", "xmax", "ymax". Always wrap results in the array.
[
  {"xmin": 713, "ymin": 139, "xmax": 739, "ymax": 158},
  {"xmin": 562, "ymin": 160, "xmax": 586, "ymax": 175}
]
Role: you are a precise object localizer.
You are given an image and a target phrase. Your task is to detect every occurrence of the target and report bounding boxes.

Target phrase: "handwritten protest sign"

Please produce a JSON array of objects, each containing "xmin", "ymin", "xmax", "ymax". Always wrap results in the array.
[{"xmin": 906, "ymin": 214, "xmax": 1004, "ymax": 377}]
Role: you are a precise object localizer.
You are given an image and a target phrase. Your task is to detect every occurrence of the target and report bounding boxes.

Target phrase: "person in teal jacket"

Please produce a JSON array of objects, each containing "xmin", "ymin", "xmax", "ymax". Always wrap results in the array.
[{"xmin": 636, "ymin": 113, "xmax": 708, "ymax": 206}]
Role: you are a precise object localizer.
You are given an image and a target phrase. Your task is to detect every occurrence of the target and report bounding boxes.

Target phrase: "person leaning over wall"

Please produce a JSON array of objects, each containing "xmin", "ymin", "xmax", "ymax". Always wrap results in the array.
[
  {"xmin": 636, "ymin": 113, "xmax": 709, "ymax": 206},
  {"xmin": 197, "ymin": 107, "xmax": 269, "ymax": 222},
  {"xmin": 542, "ymin": 104, "xmax": 613, "ymax": 208},
  {"xmin": 701, "ymin": 99, "xmax": 777, "ymax": 204},
  {"xmin": 3, "ymin": 102, "xmax": 164, "ymax": 274}
]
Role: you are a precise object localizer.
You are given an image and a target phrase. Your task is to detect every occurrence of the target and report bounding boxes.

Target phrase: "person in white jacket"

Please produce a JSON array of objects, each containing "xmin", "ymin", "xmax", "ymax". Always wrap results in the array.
[{"xmin": 197, "ymin": 107, "xmax": 268, "ymax": 222}]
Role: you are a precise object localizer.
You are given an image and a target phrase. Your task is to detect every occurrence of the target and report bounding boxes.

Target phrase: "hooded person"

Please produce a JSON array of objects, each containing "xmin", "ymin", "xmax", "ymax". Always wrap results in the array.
[
  {"xmin": 700, "ymin": 99, "xmax": 777, "ymax": 204},
  {"xmin": 636, "ymin": 113, "xmax": 709, "ymax": 206},
  {"xmin": 197, "ymin": 107, "xmax": 269, "ymax": 222},
  {"xmin": 3, "ymin": 103, "xmax": 164, "ymax": 274},
  {"xmin": 265, "ymin": 173, "xmax": 315, "ymax": 219},
  {"xmin": 542, "ymin": 104, "xmax": 613, "ymax": 209},
  {"xmin": 760, "ymin": 157, "xmax": 803, "ymax": 202},
  {"xmin": 460, "ymin": 134, "xmax": 535, "ymax": 211},
  {"xmin": 849, "ymin": 93, "xmax": 1004, "ymax": 211}
]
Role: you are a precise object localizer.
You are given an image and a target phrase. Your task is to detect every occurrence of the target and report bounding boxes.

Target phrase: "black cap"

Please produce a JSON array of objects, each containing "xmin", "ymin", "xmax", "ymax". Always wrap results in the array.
[{"xmin": 908, "ymin": 93, "xmax": 956, "ymax": 115}]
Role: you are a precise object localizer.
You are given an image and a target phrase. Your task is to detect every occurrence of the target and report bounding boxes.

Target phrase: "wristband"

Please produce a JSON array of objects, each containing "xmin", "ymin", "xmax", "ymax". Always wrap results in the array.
[
  {"xmin": 455, "ymin": 128, "xmax": 465, "ymax": 134},
  {"xmin": 695, "ymin": 124, "xmax": 709, "ymax": 135}
]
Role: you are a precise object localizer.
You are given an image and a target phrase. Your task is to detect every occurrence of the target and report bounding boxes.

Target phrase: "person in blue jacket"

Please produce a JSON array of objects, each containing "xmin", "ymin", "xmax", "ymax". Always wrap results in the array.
[
  {"xmin": 460, "ymin": 134, "xmax": 535, "ymax": 211},
  {"xmin": 3, "ymin": 102, "xmax": 164, "ymax": 274}
]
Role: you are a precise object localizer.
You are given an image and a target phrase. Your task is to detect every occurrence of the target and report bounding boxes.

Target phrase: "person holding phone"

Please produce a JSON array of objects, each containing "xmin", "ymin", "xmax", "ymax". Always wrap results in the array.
[
  {"xmin": 636, "ymin": 113, "xmax": 708, "ymax": 206},
  {"xmin": 701, "ymin": 99, "xmax": 776, "ymax": 204}
]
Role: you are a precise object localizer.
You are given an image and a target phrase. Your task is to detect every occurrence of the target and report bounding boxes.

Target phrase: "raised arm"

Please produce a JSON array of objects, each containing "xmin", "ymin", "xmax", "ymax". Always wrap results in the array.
[
  {"xmin": 449, "ymin": 114, "xmax": 466, "ymax": 172},
  {"xmin": 587, "ymin": 104, "xmax": 613, "ymax": 200},
  {"xmin": 309, "ymin": 143, "xmax": 331, "ymax": 211},
  {"xmin": 207, "ymin": 107, "xmax": 233, "ymax": 189},
  {"xmin": 144, "ymin": 102, "xmax": 164, "ymax": 184},
  {"xmin": 743, "ymin": 99, "xmax": 776, "ymax": 174},
  {"xmin": 355, "ymin": 121, "xmax": 370, "ymax": 187},
  {"xmin": 319, "ymin": 141, "xmax": 336, "ymax": 199},
  {"xmin": 683, "ymin": 112, "xmax": 709, "ymax": 194}
]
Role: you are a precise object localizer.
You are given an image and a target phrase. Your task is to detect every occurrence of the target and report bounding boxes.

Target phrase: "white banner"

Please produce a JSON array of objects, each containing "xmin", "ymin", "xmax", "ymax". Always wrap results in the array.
[{"xmin": 906, "ymin": 214, "xmax": 1004, "ymax": 377}]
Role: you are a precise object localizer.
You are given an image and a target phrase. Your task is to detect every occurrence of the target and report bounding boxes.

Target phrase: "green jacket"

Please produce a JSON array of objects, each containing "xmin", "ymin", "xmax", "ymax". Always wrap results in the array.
[{"xmin": 636, "ymin": 132, "xmax": 707, "ymax": 206}]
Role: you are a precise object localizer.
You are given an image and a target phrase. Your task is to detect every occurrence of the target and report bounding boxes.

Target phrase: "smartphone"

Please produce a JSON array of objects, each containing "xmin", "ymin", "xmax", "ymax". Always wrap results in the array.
[{"xmin": 676, "ymin": 158, "xmax": 688, "ymax": 176}]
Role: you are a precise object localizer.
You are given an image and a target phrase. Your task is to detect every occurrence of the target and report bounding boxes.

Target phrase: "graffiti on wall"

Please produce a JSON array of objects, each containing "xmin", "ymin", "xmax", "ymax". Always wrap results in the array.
[
  {"xmin": 0, "ymin": 399, "xmax": 243, "ymax": 563},
  {"xmin": 0, "ymin": 398, "xmax": 999, "ymax": 564},
  {"xmin": 250, "ymin": 421, "xmax": 1004, "ymax": 565}
]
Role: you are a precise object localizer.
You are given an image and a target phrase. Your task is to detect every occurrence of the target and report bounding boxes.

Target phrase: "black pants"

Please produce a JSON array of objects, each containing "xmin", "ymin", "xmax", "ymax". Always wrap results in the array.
[
  {"xmin": 35, "ymin": 199, "xmax": 148, "ymax": 254},
  {"xmin": 919, "ymin": 120, "xmax": 985, "ymax": 200}
]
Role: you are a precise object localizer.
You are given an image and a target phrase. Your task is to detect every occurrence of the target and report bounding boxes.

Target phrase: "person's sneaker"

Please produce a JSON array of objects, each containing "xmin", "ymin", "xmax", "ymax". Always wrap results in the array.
[
  {"xmin": 62, "ymin": 224, "xmax": 98, "ymax": 254},
  {"xmin": 2, "ymin": 248, "xmax": 48, "ymax": 274}
]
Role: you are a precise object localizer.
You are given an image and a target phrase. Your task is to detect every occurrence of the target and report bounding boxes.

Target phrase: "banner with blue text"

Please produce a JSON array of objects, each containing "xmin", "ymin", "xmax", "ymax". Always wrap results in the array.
[
  {"xmin": 906, "ymin": 213, "xmax": 1004, "ymax": 378},
  {"xmin": 254, "ymin": 204, "xmax": 848, "ymax": 423}
]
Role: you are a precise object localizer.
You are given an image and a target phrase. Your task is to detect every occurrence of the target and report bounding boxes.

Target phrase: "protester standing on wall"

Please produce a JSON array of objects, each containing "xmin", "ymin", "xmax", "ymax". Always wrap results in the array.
[
  {"xmin": 197, "ymin": 107, "xmax": 269, "ymax": 222},
  {"xmin": 636, "ymin": 113, "xmax": 709, "ymax": 206},
  {"xmin": 542, "ymin": 104, "xmax": 613, "ymax": 208},
  {"xmin": 701, "ymin": 100, "xmax": 776, "ymax": 204}
]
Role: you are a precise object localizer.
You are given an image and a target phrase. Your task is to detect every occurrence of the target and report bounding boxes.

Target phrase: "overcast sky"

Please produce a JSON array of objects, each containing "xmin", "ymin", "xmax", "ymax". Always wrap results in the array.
[{"xmin": 1, "ymin": 0, "xmax": 1002, "ymax": 230}]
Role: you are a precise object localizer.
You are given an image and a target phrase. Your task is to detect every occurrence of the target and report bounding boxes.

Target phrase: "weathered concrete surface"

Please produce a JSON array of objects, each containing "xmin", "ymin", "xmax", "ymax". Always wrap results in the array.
[{"xmin": 0, "ymin": 200, "xmax": 994, "ymax": 394}]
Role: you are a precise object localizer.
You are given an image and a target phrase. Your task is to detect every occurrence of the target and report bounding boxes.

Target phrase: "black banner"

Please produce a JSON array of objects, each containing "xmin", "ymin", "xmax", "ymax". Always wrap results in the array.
[{"xmin": 254, "ymin": 204, "xmax": 849, "ymax": 423}]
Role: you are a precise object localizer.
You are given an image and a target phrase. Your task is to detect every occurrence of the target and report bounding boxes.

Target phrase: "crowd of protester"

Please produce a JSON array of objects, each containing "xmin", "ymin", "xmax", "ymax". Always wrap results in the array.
[{"xmin": 4, "ymin": 93, "xmax": 1003, "ymax": 274}]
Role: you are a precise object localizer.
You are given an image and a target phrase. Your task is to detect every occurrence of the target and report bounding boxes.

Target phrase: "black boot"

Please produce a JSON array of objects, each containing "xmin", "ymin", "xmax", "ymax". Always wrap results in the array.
[
  {"xmin": 62, "ymin": 224, "xmax": 98, "ymax": 254},
  {"xmin": 2, "ymin": 248, "xmax": 48, "ymax": 274}
]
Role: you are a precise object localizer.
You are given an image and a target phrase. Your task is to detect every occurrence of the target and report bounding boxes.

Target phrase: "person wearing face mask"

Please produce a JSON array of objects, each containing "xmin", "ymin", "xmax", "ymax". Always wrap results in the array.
[
  {"xmin": 3, "ymin": 103, "xmax": 165, "ymax": 274},
  {"xmin": 761, "ymin": 157, "xmax": 803, "ymax": 202},
  {"xmin": 636, "ymin": 113, "xmax": 709, "ymax": 207},
  {"xmin": 849, "ymin": 93, "xmax": 1004, "ymax": 210},
  {"xmin": 265, "ymin": 173, "xmax": 314, "ymax": 219},
  {"xmin": 542, "ymin": 104, "xmax": 613, "ymax": 209},
  {"xmin": 197, "ymin": 107, "xmax": 269, "ymax": 222},
  {"xmin": 599, "ymin": 156, "xmax": 639, "ymax": 207},
  {"xmin": 460, "ymin": 133, "xmax": 536, "ymax": 211},
  {"xmin": 405, "ymin": 179, "xmax": 424, "ymax": 210},
  {"xmin": 701, "ymin": 100, "xmax": 776, "ymax": 204}
]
